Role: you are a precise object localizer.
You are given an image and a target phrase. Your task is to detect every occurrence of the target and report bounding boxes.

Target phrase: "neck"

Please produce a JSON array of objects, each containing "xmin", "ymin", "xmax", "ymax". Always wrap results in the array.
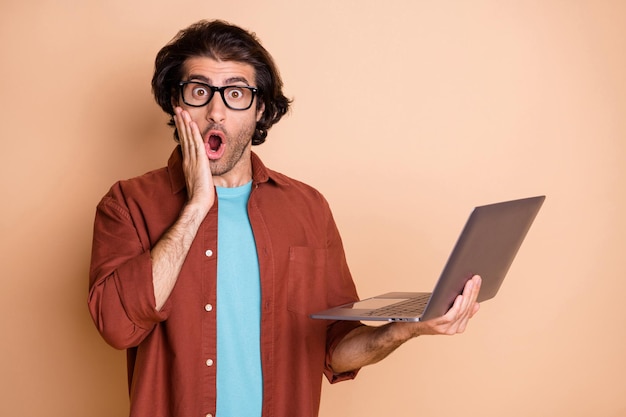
[
  {"xmin": 211, "ymin": 153, "xmax": 253, "ymax": 188},
  {"xmin": 212, "ymin": 171, "xmax": 252, "ymax": 188}
]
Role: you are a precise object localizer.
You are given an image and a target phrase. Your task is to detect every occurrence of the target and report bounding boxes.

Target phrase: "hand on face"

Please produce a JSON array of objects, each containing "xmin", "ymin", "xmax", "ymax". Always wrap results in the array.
[{"xmin": 174, "ymin": 106, "xmax": 215, "ymax": 211}]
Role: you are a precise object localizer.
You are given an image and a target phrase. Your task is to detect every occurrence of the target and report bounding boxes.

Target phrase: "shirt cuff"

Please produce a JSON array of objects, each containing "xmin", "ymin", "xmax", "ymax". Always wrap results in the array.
[{"xmin": 324, "ymin": 320, "xmax": 365, "ymax": 384}]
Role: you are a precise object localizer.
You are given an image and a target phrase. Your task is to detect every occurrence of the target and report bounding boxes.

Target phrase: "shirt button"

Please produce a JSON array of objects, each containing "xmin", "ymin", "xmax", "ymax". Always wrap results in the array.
[
  {"xmin": 205, "ymin": 249, "xmax": 213, "ymax": 257},
  {"xmin": 204, "ymin": 304, "xmax": 213, "ymax": 312},
  {"xmin": 206, "ymin": 414, "xmax": 213, "ymax": 417},
  {"xmin": 206, "ymin": 358, "xmax": 214, "ymax": 367}
]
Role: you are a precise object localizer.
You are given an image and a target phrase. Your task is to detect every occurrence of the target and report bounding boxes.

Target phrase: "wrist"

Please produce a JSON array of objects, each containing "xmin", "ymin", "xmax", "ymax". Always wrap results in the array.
[
  {"xmin": 183, "ymin": 196, "xmax": 213, "ymax": 217},
  {"xmin": 389, "ymin": 321, "xmax": 425, "ymax": 341}
]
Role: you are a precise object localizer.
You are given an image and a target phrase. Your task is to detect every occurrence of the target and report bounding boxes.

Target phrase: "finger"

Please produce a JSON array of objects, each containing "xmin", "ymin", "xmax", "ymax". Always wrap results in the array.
[
  {"xmin": 174, "ymin": 108, "xmax": 192, "ymax": 157},
  {"xmin": 174, "ymin": 107, "xmax": 189, "ymax": 142},
  {"xmin": 457, "ymin": 297, "xmax": 474, "ymax": 332},
  {"xmin": 458, "ymin": 276, "xmax": 480, "ymax": 316},
  {"xmin": 466, "ymin": 275, "xmax": 481, "ymax": 318},
  {"xmin": 438, "ymin": 294, "xmax": 464, "ymax": 334},
  {"xmin": 181, "ymin": 110, "xmax": 195, "ymax": 146},
  {"xmin": 469, "ymin": 302, "xmax": 481, "ymax": 319},
  {"xmin": 469, "ymin": 275, "xmax": 482, "ymax": 302},
  {"xmin": 446, "ymin": 280, "xmax": 474, "ymax": 332},
  {"xmin": 456, "ymin": 276, "xmax": 482, "ymax": 330},
  {"xmin": 458, "ymin": 279, "xmax": 474, "ymax": 316},
  {"xmin": 189, "ymin": 117, "xmax": 205, "ymax": 156},
  {"xmin": 179, "ymin": 109, "xmax": 200, "ymax": 165}
]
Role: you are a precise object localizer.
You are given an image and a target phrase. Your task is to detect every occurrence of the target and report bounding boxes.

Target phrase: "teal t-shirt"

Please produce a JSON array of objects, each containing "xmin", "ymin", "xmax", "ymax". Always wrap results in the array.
[{"xmin": 215, "ymin": 182, "xmax": 262, "ymax": 417}]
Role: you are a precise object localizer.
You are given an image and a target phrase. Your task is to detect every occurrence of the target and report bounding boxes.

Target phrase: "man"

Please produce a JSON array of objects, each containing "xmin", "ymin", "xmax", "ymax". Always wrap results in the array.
[{"xmin": 88, "ymin": 20, "xmax": 481, "ymax": 417}]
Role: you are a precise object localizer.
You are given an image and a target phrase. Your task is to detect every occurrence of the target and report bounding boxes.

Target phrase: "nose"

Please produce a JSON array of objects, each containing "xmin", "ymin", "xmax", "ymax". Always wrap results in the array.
[{"xmin": 205, "ymin": 93, "xmax": 226, "ymax": 124}]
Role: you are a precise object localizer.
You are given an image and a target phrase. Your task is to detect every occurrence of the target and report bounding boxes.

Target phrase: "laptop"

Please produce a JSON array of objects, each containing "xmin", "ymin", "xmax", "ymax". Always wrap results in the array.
[{"xmin": 311, "ymin": 195, "xmax": 545, "ymax": 322}]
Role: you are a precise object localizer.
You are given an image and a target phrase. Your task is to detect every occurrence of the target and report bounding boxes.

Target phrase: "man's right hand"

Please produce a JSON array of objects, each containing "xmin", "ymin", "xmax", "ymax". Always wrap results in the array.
[
  {"xmin": 174, "ymin": 106, "xmax": 215, "ymax": 213},
  {"xmin": 150, "ymin": 107, "xmax": 215, "ymax": 311}
]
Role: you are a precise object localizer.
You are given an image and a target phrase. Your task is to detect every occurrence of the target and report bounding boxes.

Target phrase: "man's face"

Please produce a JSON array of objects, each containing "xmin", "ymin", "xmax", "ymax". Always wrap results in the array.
[{"xmin": 176, "ymin": 56, "xmax": 264, "ymax": 179}]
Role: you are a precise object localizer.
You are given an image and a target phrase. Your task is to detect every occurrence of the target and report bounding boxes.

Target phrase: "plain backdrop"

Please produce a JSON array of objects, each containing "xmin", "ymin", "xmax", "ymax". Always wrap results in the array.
[{"xmin": 1, "ymin": 1, "xmax": 625, "ymax": 416}]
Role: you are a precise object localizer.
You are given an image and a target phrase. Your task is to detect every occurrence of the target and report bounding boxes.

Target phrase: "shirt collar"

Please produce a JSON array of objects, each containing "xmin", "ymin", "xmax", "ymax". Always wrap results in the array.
[{"xmin": 167, "ymin": 146, "xmax": 288, "ymax": 194}]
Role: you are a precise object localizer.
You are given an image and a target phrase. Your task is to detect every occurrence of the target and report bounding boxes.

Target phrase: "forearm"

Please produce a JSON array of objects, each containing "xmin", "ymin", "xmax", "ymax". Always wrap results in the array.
[
  {"xmin": 330, "ymin": 323, "xmax": 416, "ymax": 374},
  {"xmin": 151, "ymin": 201, "xmax": 209, "ymax": 310}
]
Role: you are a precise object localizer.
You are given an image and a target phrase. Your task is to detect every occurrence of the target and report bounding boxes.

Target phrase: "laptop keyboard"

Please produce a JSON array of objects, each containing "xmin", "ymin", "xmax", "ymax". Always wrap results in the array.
[{"xmin": 363, "ymin": 294, "xmax": 430, "ymax": 317}]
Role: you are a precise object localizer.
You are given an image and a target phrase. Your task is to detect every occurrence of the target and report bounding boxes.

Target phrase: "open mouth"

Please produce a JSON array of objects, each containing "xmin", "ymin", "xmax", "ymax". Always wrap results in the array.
[
  {"xmin": 208, "ymin": 134, "xmax": 222, "ymax": 152},
  {"xmin": 204, "ymin": 129, "xmax": 226, "ymax": 160}
]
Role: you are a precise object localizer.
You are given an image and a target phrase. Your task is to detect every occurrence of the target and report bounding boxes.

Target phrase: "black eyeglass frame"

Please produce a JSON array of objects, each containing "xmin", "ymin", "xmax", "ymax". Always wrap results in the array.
[{"xmin": 178, "ymin": 81, "xmax": 259, "ymax": 111}]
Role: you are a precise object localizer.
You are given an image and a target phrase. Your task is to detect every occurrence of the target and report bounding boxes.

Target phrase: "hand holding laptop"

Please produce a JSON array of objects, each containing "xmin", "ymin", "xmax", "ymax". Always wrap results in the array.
[
  {"xmin": 409, "ymin": 274, "xmax": 482, "ymax": 336},
  {"xmin": 330, "ymin": 275, "xmax": 483, "ymax": 373},
  {"xmin": 325, "ymin": 196, "xmax": 544, "ymax": 375}
]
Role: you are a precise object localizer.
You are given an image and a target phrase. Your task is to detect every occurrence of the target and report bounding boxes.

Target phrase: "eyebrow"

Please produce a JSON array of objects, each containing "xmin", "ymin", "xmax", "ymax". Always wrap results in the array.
[{"xmin": 187, "ymin": 74, "xmax": 251, "ymax": 86}]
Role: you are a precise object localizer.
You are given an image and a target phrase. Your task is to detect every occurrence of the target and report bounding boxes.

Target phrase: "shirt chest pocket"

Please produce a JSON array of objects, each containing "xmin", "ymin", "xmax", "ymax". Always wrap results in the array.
[{"xmin": 287, "ymin": 246, "xmax": 329, "ymax": 315}]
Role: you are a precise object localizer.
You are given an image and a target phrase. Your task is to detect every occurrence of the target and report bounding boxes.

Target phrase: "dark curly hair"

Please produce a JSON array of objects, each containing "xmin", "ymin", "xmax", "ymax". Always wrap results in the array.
[{"xmin": 151, "ymin": 20, "xmax": 291, "ymax": 145}]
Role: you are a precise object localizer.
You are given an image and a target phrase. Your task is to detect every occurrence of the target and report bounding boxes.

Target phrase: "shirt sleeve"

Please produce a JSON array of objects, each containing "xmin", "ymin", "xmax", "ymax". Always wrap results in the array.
[
  {"xmin": 323, "ymin": 320, "xmax": 364, "ymax": 383},
  {"xmin": 88, "ymin": 184, "xmax": 170, "ymax": 350},
  {"xmin": 319, "ymin": 199, "xmax": 364, "ymax": 383}
]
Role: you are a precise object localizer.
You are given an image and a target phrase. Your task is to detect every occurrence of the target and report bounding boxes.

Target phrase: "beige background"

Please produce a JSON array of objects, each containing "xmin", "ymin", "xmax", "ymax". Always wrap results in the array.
[{"xmin": 1, "ymin": 0, "xmax": 625, "ymax": 416}]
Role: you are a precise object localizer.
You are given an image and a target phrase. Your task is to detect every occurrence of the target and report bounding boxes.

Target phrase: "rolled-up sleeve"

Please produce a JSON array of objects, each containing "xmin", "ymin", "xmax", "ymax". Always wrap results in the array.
[{"xmin": 88, "ymin": 187, "xmax": 170, "ymax": 350}]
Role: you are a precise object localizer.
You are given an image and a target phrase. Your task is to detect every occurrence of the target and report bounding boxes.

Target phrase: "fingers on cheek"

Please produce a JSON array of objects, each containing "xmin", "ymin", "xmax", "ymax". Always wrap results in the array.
[
  {"xmin": 189, "ymin": 123, "xmax": 201, "ymax": 145},
  {"xmin": 192, "ymin": 122, "xmax": 202, "ymax": 140},
  {"xmin": 181, "ymin": 120, "xmax": 190, "ymax": 138}
]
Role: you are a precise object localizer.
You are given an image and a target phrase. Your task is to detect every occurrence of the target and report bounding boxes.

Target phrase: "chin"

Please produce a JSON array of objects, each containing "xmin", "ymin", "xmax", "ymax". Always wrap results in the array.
[{"xmin": 209, "ymin": 161, "xmax": 230, "ymax": 177}]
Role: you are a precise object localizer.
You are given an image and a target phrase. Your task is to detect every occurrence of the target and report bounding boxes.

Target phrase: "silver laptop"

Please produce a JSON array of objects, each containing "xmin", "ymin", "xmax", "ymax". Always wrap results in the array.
[{"xmin": 311, "ymin": 195, "xmax": 545, "ymax": 322}]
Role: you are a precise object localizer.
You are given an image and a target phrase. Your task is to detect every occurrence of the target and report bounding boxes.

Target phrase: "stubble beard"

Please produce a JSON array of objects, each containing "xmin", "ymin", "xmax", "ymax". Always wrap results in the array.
[{"xmin": 207, "ymin": 122, "xmax": 255, "ymax": 177}]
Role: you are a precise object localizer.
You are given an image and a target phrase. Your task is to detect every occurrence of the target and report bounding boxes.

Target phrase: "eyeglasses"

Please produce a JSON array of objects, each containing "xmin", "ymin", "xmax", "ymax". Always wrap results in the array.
[{"xmin": 178, "ymin": 81, "xmax": 258, "ymax": 111}]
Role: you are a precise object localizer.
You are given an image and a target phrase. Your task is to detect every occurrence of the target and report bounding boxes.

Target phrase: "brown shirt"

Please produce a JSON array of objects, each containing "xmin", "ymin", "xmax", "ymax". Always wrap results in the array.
[{"xmin": 88, "ymin": 148, "xmax": 363, "ymax": 417}]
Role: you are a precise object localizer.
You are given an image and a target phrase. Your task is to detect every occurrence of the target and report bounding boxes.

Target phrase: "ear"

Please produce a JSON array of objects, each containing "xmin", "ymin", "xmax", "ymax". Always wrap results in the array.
[{"xmin": 256, "ymin": 102, "xmax": 265, "ymax": 122}]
